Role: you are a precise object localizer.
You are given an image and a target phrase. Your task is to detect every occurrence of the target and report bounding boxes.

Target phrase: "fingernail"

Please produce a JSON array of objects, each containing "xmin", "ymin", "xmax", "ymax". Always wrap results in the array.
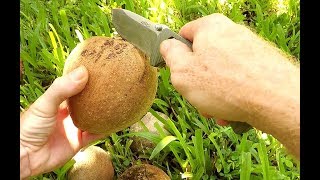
[{"xmin": 70, "ymin": 66, "xmax": 86, "ymax": 81}]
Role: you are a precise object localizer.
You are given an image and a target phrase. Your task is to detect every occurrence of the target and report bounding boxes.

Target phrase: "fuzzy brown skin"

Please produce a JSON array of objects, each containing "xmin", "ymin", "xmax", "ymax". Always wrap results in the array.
[
  {"xmin": 63, "ymin": 36, "xmax": 158, "ymax": 134},
  {"xmin": 118, "ymin": 164, "xmax": 170, "ymax": 180},
  {"xmin": 130, "ymin": 111, "xmax": 170, "ymax": 152},
  {"xmin": 68, "ymin": 145, "xmax": 114, "ymax": 180}
]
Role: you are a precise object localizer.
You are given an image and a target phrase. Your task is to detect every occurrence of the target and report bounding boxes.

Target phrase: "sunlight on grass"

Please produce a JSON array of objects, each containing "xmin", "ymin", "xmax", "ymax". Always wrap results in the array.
[
  {"xmin": 275, "ymin": 0, "xmax": 288, "ymax": 15},
  {"xmin": 218, "ymin": 0, "xmax": 227, "ymax": 5},
  {"xmin": 75, "ymin": 29, "xmax": 84, "ymax": 43}
]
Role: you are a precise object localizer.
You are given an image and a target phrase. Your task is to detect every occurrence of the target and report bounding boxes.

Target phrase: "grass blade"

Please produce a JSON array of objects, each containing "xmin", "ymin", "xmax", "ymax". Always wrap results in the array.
[
  {"xmin": 193, "ymin": 129, "xmax": 205, "ymax": 169},
  {"xmin": 150, "ymin": 136, "xmax": 177, "ymax": 159},
  {"xmin": 208, "ymin": 133, "xmax": 228, "ymax": 174},
  {"xmin": 257, "ymin": 140, "xmax": 270, "ymax": 180},
  {"xmin": 240, "ymin": 152, "xmax": 252, "ymax": 180},
  {"xmin": 59, "ymin": 9, "xmax": 76, "ymax": 48}
]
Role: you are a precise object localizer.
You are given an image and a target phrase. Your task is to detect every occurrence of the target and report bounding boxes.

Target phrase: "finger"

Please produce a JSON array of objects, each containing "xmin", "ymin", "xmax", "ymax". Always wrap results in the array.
[
  {"xmin": 31, "ymin": 65, "xmax": 89, "ymax": 117},
  {"xmin": 63, "ymin": 115, "xmax": 81, "ymax": 151},
  {"xmin": 179, "ymin": 20, "xmax": 204, "ymax": 42},
  {"xmin": 216, "ymin": 119, "xmax": 230, "ymax": 126},
  {"xmin": 81, "ymin": 131, "xmax": 106, "ymax": 147},
  {"xmin": 179, "ymin": 13, "xmax": 234, "ymax": 42},
  {"xmin": 160, "ymin": 38, "xmax": 193, "ymax": 70}
]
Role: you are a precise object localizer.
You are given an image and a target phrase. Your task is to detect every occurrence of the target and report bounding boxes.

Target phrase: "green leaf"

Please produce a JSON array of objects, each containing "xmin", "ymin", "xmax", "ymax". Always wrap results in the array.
[
  {"xmin": 150, "ymin": 136, "xmax": 177, "ymax": 159},
  {"xmin": 154, "ymin": 98, "xmax": 169, "ymax": 108},
  {"xmin": 193, "ymin": 117, "xmax": 210, "ymax": 135},
  {"xmin": 59, "ymin": 9, "xmax": 75, "ymax": 48},
  {"xmin": 284, "ymin": 159, "xmax": 293, "ymax": 168},
  {"xmin": 56, "ymin": 159, "xmax": 75, "ymax": 179},
  {"xmin": 123, "ymin": 159, "xmax": 130, "ymax": 166},
  {"xmin": 240, "ymin": 152, "xmax": 251, "ymax": 180},
  {"xmin": 208, "ymin": 133, "xmax": 228, "ymax": 174},
  {"xmin": 193, "ymin": 129, "xmax": 205, "ymax": 169},
  {"xmin": 276, "ymin": 150, "xmax": 285, "ymax": 174},
  {"xmin": 257, "ymin": 141, "xmax": 270, "ymax": 180},
  {"xmin": 215, "ymin": 160, "xmax": 222, "ymax": 173}
]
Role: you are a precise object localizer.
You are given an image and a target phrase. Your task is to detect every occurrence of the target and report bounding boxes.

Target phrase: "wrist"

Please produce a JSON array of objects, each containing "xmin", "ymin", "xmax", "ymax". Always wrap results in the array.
[{"xmin": 20, "ymin": 143, "xmax": 31, "ymax": 179}]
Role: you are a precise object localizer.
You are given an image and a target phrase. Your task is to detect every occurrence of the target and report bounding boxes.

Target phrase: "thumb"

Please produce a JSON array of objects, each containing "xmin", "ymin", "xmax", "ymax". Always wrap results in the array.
[
  {"xmin": 31, "ymin": 65, "xmax": 89, "ymax": 117},
  {"xmin": 160, "ymin": 39, "xmax": 192, "ymax": 69}
]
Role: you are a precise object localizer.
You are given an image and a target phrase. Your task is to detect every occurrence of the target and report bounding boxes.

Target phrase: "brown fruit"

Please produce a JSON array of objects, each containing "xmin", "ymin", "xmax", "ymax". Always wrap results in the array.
[
  {"xmin": 130, "ymin": 111, "xmax": 170, "ymax": 152},
  {"xmin": 63, "ymin": 36, "xmax": 158, "ymax": 134},
  {"xmin": 118, "ymin": 164, "xmax": 170, "ymax": 180},
  {"xmin": 68, "ymin": 145, "xmax": 114, "ymax": 180}
]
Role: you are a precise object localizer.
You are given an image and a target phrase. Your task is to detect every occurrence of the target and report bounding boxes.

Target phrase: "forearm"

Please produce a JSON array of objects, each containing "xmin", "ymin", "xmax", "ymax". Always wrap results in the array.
[
  {"xmin": 243, "ymin": 49, "xmax": 300, "ymax": 159},
  {"xmin": 20, "ymin": 143, "xmax": 31, "ymax": 180},
  {"xmin": 247, "ymin": 89, "xmax": 300, "ymax": 158}
]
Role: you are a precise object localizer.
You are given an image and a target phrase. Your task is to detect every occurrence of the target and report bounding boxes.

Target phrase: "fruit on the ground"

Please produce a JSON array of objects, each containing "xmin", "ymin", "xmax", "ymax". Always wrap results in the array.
[
  {"xmin": 68, "ymin": 145, "xmax": 114, "ymax": 180},
  {"xmin": 118, "ymin": 164, "xmax": 170, "ymax": 180}
]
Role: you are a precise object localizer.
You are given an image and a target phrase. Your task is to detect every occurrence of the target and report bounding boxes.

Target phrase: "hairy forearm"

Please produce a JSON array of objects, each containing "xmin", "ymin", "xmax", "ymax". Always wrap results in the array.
[
  {"xmin": 242, "ymin": 42, "xmax": 300, "ymax": 159},
  {"xmin": 247, "ymin": 86, "xmax": 300, "ymax": 159},
  {"xmin": 20, "ymin": 143, "xmax": 31, "ymax": 180}
]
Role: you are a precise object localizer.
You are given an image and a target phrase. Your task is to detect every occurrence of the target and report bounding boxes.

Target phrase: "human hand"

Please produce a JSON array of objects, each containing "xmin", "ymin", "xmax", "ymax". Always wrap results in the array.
[
  {"xmin": 20, "ymin": 66, "xmax": 105, "ymax": 179},
  {"xmin": 159, "ymin": 13, "xmax": 299, "ymax": 142}
]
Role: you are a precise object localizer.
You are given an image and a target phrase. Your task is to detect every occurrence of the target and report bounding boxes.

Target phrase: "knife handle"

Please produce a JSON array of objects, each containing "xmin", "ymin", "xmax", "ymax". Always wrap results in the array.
[
  {"xmin": 160, "ymin": 28, "xmax": 193, "ymax": 49},
  {"xmin": 160, "ymin": 28, "xmax": 252, "ymax": 134}
]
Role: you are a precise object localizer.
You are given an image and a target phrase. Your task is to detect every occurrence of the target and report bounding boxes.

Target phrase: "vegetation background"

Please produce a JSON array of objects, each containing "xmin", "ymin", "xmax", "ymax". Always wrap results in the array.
[{"xmin": 20, "ymin": 0, "xmax": 300, "ymax": 179}]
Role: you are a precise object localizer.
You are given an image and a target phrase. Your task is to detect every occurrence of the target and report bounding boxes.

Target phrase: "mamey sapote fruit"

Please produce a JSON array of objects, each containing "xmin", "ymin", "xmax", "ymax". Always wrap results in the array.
[
  {"xmin": 63, "ymin": 36, "xmax": 158, "ymax": 134},
  {"xmin": 68, "ymin": 145, "xmax": 114, "ymax": 180},
  {"xmin": 118, "ymin": 164, "xmax": 170, "ymax": 180},
  {"xmin": 130, "ymin": 111, "xmax": 170, "ymax": 152}
]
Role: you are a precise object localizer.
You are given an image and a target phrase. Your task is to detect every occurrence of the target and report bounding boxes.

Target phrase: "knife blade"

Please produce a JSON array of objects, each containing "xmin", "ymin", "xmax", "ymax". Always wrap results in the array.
[
  {"xmin": 112, "ymin": 8, "xmax": 192, "ymax": 67},
  {"xmin": 111, "ymin": 8, "xmax": 252, "ymax": 134}
]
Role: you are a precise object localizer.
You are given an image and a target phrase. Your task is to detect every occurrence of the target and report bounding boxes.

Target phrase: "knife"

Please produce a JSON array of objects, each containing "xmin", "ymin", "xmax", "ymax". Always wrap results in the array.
[{"xmin": 112, "ymin": 8, "xmax": 252, "ymax": 134}]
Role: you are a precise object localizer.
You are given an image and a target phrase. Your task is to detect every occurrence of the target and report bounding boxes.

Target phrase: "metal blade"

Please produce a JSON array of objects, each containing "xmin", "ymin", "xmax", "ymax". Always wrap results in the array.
[
  {"xmin": 112, "ymin": 9, "xmax": 158, "ymax": 59},
  {"xmin": 112, "ymin": 8, "xmax": 193, "ymax": 67}
]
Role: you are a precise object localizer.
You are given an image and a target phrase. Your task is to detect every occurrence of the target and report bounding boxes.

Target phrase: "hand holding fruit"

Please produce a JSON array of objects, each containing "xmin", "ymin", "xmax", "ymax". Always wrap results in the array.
[
  {"xmin": 20, "ymin": 66, "xmax": 104, "ymax": 179},
  {"xmin": 20, "ymin": 37, "xmax": 158, "ymax": 179}
]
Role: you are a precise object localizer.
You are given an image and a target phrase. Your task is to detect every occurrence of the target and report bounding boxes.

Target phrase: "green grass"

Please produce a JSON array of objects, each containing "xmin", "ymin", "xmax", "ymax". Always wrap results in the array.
[{"xmin": 20, "ymin": 0, "xmax": 300, "ymax": 179}]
